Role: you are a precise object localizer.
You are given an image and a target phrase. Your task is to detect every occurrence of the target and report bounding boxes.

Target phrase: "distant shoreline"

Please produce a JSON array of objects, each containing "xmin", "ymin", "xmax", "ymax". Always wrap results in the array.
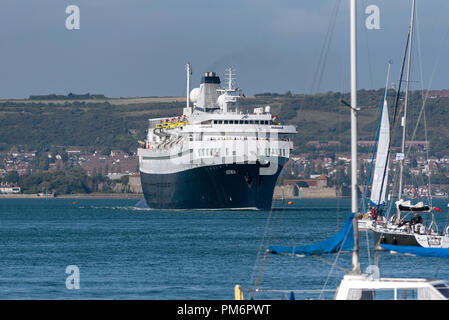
[
  {"xmin": 1, "ymin": 193, "xmax": 446, "ymax": 200},
  {"xmin": 0, "ymin": 193, "xmax": 143, "ymax": 199}
]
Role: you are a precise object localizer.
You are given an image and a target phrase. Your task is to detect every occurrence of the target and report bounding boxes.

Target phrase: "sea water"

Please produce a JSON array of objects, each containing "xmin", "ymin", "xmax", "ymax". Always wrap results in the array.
[{"xmin": 1, "ymin": 198, "xmax": 449, "ymax": 299}]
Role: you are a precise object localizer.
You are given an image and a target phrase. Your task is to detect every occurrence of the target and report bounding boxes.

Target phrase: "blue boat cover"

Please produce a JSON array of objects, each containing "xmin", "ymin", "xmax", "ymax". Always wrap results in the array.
[
  {"xmin": 369, "ymin": 200, "xmax": 386, "ymax": 207},
  {"xmin": 267, "ymin": 214, "xmax": 355, "ymax": 256},
  {"xmin": 381, "ymin": 244, "xmax": 449, "ymax": 258}
]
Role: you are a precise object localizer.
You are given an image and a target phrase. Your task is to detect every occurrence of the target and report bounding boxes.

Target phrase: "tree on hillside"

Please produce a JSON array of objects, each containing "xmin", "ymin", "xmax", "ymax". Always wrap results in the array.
[{"xmin": 2, "ymin": 170, "xmax": 19, "ymax": 184}]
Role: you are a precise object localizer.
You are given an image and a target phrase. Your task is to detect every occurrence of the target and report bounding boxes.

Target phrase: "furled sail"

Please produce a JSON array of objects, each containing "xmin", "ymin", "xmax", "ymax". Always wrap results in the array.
[
  {"xmin": 381, "ymin": 244, "xmax": 449, "ymax": 258},
  {"xmin": 267, "ymin": 214, "xmax": 354, "ymax": 256},
  {"xmin": 370, "ymin": 100, "xmax": 390, "ymax": 206}
]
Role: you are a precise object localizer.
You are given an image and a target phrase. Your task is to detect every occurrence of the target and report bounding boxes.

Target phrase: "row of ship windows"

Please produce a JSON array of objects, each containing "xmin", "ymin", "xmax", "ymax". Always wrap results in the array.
[
  {"xmin": 212, "ymin": 120, "xmax": 271, "ymax": 125},
  {"xmin": 197, "ymin": 148, "xmax": 287, "ymax": 157}
]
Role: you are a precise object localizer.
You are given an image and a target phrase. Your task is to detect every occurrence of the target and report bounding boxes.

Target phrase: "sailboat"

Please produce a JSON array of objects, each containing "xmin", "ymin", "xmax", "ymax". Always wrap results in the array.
[
  {"xmin": 372, "ymin": 205, "xmax": 449, "ymax": 248},
  {"xmin": 358, "ymin": 63, "xmax": 392, "ymax": 231},
  {"xmin": 234, "ymin": 0, "xmax": 449, "ymax": 300},
  {"xmin": 371, "ymin": 0, "xmax": 449, "ymax": 249}
]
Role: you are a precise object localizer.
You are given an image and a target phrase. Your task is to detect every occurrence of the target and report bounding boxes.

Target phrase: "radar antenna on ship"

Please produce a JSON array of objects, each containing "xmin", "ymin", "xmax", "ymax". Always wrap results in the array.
[
  {"xmin": 226, "ymin": 67, "xmax": 236, "ymax": 90},
  {"xmin": 217, "ymin": 67, "xmax": 241, "ymax": 113}
]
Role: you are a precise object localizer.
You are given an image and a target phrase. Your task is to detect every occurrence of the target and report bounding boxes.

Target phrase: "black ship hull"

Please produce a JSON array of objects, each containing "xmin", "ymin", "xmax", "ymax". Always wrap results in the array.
[{"xmin": 140, "ymin": 159, "xmax": 286, "ymax": 210}]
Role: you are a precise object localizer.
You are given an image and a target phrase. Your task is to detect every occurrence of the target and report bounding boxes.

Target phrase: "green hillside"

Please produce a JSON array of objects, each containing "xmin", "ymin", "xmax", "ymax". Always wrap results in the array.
[{"xmin": 0, "ymin": 89, "xmax": 448, "ymax": 155}]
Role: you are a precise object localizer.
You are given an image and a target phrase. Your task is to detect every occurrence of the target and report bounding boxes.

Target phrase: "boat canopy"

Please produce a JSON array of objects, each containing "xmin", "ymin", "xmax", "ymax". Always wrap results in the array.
[
  {"xmin": 398, "ymin": 205, "xmax": 431, "ymax": 212},
  {"xmin": 397, "ymin": 200, "xmax": 431, "ymax": 212},
  {"xmin": 381, "ymin": 244, "xmax": 449, "ymax": 258},
  {"xmin": 267, "ymin": 214, "xmax": 354, "ymax": 256}
]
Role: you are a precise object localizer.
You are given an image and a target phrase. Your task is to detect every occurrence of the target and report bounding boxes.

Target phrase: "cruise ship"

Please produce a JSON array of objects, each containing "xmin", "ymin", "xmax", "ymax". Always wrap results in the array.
[{"xmin": 137, "ymin": 64, "xmax": 296, "ymax": 210}]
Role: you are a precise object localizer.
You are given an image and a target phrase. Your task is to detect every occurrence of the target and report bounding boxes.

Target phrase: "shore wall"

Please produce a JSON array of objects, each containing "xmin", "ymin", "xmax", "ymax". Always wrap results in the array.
[
  {"xmin": 274, "ymin": 185, "xmax": 337, "ymax": 199},
  {"xmin": 0, "ymin": 194, "xmax": 42, "ymax": 198}
]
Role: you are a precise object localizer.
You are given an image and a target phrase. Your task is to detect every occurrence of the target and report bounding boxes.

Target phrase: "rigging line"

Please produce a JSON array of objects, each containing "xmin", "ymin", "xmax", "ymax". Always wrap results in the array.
[
  {"xmin": 407, "ymin": 4, "xmax": 449, "ymax": 141},
  {"xmin": 360, "ymin": 96, "xmax": 383, "ymax": 213},
  {"xmin": 385, "ymin": 164, "xmax": 399, "ymax": 219},
  {"xmin": 365, "ymin": 229, "xmax": 371, "ymax": 265},
  {"xmin": 360, "ymin": 68, "xmax": 389, "ymax": 213},
  {"xmin": 309, "ymin": 0, "xmax": 338, "ymax": 93},
  {"xmin": 434, "ymin": 258, "xmax": 441, "ymax": 279},
  {"xmin": 310, "ymin": 0, "xmax": 341, "ymax": 94},
  {"xmin": 423, "ymin": 110, "xmax": 432, "ymax": 206},
  {"xmin": 250, "ymin": 213, "xmax": 274, "ymax": 288},
  {"xmin": 250, "ymin": 242, "xmax": 269, "ymax": 297},
  {"xmin": 444, "ymin": 208, "xmax": 449, "ymax": 239},
  {"xmin": 415, "ymin": 3, "xmax": 426, "ymax": 105},
  {"xmin": 267, "ymin": 203, "xmax": 288, "ymax": 249},
  {"xmin": 404, "ymin": 23, "xmax": 449, "ymax": 207},
  {"xmin": 361, "ymin": 61, "xmax": 392, "ymax": 213},
  {"xmin": 251, "ymin": 240, "xmax": 270, "ymax": 295},
  {"xmin": 376, "ymin": 32, "xmax": 411, "ymax": 210},
  {"xmin": 398, "ymin": 0, "xmax": 417, "ymax": 201},
  {"xmin": 373, "ymin": 33, "xmax": 411, "ymax": 230},
  {"xmin": 335, "ymin": 66, "xmax": 345, "ymax": 231},
  {"xmin": 405, "ymin": 22, "xmax": 449, "ymax": 163},
  {"xmin": 264, "ymin": 202, "xmax": 286, "ymax": 252},
  {"xmin": 362, "ymin": 0, "xmax": 375, "ymax": 88},
  {"xmin": 250, "ymin": 206, "xmax": 285, "ymax": 289},
  {"xmin": 313, "ymin": 255, "xmax": 350, "ymax": 274},
  {"xmin": 267, "ymin": 192, "xmax": 288, "ymax": 241},
  {"xmin": 314, "ymin": 0, "xmax": 342, "ymax": 94},
  {"xmin": 251, "ymin": 200, "xmax": 289, "ymax": 295},
  {"xmin": 408, "ymin": 5, "xmax": 432, "ymax": 205},
  {"xmin": 248, "ymin": 205, "xmax": 275, "ymax": 293},
  {"xmin": 334, "ymin": 46, "xmax": 349, "ymax": 231},
  {"xmin": 319, "ymin": 214, "xmax": 355, "ymax": 299}
]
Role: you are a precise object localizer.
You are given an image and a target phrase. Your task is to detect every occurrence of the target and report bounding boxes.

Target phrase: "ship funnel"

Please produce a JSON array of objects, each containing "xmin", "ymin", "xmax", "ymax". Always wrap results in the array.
[
  {"xmin": 196, "ymin": 72, "xmax": 221, "ymax": 110},
  {"xmin": 201, "ymin": 72, "xmax": 219, "ymax": 82}
]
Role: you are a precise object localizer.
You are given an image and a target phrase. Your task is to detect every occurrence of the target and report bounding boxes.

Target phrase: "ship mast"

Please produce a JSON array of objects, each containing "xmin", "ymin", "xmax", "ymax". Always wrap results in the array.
[
  {"xmin": 184, "ymin": 62, "xmax": 192, "ymax": 116},
  {"xmin": 398, "ymin": 0, "xmax": 416, "ymax": 201},
  {"xmin": 227, "ymin": 67, "xmax": 234, "ymax": 90},
  {"xmin": 350, "ymin": 0, "xmax": 361, "ymax": 274}
]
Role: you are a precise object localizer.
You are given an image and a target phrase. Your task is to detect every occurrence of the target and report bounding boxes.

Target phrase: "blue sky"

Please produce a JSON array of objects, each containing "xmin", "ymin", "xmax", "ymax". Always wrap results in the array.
[{"xmin": 0, "ymin": 0, "xmax": 448, "ymax": 98}]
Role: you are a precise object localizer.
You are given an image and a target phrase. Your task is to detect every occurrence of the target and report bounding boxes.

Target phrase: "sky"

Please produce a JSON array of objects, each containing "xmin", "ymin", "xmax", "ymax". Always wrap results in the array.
[{"xmin": 0, "ymin": 0, "xmax": 448, "ymax": 98}]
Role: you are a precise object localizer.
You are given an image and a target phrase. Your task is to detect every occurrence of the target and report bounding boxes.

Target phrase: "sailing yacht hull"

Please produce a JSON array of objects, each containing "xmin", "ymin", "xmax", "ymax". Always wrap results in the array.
[
  {"xmin": 373, "ymin": 229, "xmax": 449, "ymax": 248},
  {"xmin": 373, "ymin": 230, "xmax": 420, "ymax": 247},
  {"xmin": 358, "ymin": 218, "xmax": 373, "ymax": 231}
]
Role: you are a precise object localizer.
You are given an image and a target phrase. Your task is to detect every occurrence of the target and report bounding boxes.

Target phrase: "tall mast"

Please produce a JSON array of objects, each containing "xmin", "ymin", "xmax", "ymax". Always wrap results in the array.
[
  {"xmin": 227, "ymin": 67, "xmax": 233, "ymax": 90},
  {"xmin": 186, "ymin": 62, "xmax": 191, "ymax": 109},
  {"xmin": 350, "ymin": 0, "xmax": 361, "ymax": 274},
  {"xmin": 398, "ymin": 0, "xmax": 415, "ymax": 200}
]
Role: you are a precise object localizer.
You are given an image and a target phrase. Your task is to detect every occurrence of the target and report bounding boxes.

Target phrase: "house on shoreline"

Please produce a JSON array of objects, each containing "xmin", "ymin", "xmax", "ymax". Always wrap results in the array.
[{"xmin": 0, "ymin": 183, "xmax": 21, "ymax": 194}]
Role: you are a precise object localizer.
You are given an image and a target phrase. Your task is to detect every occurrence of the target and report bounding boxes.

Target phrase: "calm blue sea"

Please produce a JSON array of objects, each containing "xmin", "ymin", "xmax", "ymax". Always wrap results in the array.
[{"xmin": 1, "ymin": 198, "xmax": 449, "ymax": 300}]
